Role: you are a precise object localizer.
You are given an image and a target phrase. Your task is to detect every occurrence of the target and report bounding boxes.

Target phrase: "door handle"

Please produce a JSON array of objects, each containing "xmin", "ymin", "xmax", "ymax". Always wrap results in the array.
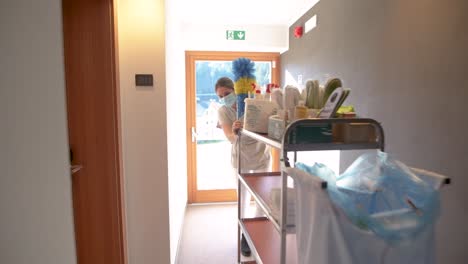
[
  {"xmin": 69, "ymin": 148, "xmax": 83, "ymax": 175},
  {"xmin": 71, "ymin": 164, "xmax": 83, "ymax": 175},
  {"xmin": 191, "ymin": 127, "xmax": 198, "ymax": 143}
]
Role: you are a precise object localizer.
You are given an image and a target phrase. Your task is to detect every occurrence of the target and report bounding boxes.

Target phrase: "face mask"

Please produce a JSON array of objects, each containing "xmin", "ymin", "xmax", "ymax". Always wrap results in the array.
[{"xmin": 219, "ymin": 92, "xmax": 236, "ymax": 107}]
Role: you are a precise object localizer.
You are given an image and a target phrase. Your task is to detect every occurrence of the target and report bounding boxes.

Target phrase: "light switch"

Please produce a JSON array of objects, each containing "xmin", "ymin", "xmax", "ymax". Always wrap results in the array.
[{"xmin": 135, "ymin": 74, "xmax": 153, "ymax": 86}]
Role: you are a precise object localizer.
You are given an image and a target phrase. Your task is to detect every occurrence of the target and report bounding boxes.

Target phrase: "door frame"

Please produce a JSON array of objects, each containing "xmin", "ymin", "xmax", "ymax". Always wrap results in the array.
[
  {"xmin": 185, "ymin": 51, "xmax": 281, "ymax": 204},
  {"xmin": 62, "ymin": 0, "xmax": 127, "ymax": 263}
]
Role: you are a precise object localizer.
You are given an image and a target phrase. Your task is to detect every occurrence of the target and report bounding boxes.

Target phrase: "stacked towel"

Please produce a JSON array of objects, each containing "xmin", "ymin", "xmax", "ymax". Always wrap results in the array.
[{"xmin": 269, "ymin": 187, "xmax": 296, "ymax": 226}]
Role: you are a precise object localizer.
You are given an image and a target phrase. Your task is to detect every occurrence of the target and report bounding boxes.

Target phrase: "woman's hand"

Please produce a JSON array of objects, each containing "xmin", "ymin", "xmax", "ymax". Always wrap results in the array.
[{"xmin": 232, "ymin": 120, "xmax": 243, "ymax": 135}]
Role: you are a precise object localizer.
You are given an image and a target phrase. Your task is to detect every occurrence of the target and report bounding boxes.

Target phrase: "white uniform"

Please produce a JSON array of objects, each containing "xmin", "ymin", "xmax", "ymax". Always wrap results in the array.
[
  {"xmin": 217, "ymin": 105, "xmax": 270, "ymax": 172},
  {"xmin": 218, "ymin": 105, "xmax": 270, "ymax": 218}
]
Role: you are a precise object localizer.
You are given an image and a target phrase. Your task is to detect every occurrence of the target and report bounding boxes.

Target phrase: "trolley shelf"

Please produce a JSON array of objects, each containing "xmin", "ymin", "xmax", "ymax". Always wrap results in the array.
[
  {"xmin": 239, "ymin": 172, "xmax": 283, "ymax": 232},
  {"xmin": 240, "ymin": 218, "xmax": 297, "ymax": 264},
  {"xmin": 240, "ymin": 119, "xmax": 385, "ymax": 152},
  {"xmin": 240, "ymin": 131, "xmax": 381, "ymax": 151},
  {"xmin": 240, "ymin": 130, "xmax": 282, "ymax": 149},
  {"xmin": 237, "ymin": 118, "xmax": 385, "ymax": 264},
  {"xmin": 283, "ymin": 142, "xmax": 382, "ymax": 151}
]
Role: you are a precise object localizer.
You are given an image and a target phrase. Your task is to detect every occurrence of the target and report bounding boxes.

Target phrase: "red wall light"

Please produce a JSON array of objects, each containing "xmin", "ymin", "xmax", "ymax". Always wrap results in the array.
[{"xmin": 294, "ymin": 26, "xmax": 304, "ymax": 38}]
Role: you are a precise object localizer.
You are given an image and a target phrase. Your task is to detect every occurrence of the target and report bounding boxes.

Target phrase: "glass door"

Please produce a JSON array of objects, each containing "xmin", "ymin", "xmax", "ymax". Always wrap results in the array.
[{"xmin": 186, "ymin": 51, "xmax": 280, "ymax": 203}]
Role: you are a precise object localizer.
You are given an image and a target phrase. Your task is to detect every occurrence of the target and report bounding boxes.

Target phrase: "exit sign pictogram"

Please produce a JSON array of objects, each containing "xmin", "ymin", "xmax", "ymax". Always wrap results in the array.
[{"xmin": 226, "ymin": 30, "xmax": 245, "ymax": 40}]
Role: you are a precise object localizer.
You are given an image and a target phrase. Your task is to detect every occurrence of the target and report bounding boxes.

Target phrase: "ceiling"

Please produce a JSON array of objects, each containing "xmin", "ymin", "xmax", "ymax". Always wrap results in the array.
[{"xmin": 178, "ymin": 0, "xmax": 318, "ymax": 26}]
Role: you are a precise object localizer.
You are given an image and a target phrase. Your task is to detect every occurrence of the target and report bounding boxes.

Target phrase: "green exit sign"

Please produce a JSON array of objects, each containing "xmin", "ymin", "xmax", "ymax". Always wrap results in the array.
[{"xmin": 226, "ymin": 30, "xmax": 245, "ymax": 40}]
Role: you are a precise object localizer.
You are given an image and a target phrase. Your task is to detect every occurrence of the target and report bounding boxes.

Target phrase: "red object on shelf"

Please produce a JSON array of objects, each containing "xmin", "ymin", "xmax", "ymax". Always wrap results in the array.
[
  {"xmin": 294, "ymin": 26, "xmax": 303, "ymax": 38},
  {"xmin": 266, "ymin": 83, "xmax": 279, "ymax": 93},
  {"xmin": 251, "ymin": 83, "xmax": 257, "ymax": 91}
]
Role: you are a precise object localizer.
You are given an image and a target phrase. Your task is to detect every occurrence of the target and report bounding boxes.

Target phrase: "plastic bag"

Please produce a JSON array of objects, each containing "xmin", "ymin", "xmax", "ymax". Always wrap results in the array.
[{"xmin": 296, "ymin": 151, "xmax": 441, "ymax": 244}]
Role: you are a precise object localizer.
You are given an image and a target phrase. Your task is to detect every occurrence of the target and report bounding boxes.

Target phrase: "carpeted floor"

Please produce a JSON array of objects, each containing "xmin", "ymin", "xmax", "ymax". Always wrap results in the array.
[{"xmin": 176, "ymin": 203, "xmax": 255, "ymax": 264}]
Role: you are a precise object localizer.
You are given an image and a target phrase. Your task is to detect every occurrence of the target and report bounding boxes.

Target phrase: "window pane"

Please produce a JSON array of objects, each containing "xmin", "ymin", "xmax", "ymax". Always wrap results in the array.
[{"xmin": 195, "ymin": 60, "xmax": 272, "ymax": 190}]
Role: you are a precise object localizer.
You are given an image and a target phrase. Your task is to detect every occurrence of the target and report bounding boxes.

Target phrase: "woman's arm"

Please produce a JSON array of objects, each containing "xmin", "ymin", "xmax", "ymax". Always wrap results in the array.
[{"xmin": 221, "ymin": 120, "xmax": 242, "ymax": 144}]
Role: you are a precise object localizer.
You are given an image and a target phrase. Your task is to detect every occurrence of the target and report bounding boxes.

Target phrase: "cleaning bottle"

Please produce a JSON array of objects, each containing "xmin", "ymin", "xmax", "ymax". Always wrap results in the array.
[
  {"xmin": 254, "ymin": 89, "xmax": 263, "ymax": 100},
  {"xmin": 294, "ymin": 100, "xmax": 308, "ymax": 120},
  {"xmin": 264, "ymin": 85, "xmax": 271, "ymax": 101}
]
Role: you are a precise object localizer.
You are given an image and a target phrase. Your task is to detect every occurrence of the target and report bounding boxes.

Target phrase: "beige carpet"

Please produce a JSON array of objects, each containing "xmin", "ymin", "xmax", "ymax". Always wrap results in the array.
[{"xmin": 176, "ymin": 203, "xmax": 255, "ymax": 264}]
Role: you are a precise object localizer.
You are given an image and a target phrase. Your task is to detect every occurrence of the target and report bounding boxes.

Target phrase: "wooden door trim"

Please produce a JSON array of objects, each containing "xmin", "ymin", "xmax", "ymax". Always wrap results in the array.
[
  {"xmin": 194, "ymin": 190, "xmax": 237, "ymax": 203},
  {"xmin": 109, "ymin": 2, "xmax": 127, "ymax": 263},
  {"xmin": 185, "ymin": 51, "xmax": 281, "ymax": 204},
  {"xmin": 185, "ymin": 51, "xmax": 196, "ymax": 203},
  {"xmin": 62, "ymin": 0, "xmax": 126, "ymax": 263}
]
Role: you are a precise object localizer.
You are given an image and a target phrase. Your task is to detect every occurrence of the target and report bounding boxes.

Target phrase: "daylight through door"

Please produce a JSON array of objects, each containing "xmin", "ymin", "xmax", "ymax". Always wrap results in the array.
[{"xmin": 186, "ymin": 51, "xmax": 280, "ymax": 203}]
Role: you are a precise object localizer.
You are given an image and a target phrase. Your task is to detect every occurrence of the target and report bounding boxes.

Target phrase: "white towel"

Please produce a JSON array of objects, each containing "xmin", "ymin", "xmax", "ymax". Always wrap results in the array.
[
  {"xmin": 269, "ymin": 187, "xmax": 295, "ymax": 226},
  {"xmin": 284, "ymin": 85, "xmax": 301, "ymax": 120}
]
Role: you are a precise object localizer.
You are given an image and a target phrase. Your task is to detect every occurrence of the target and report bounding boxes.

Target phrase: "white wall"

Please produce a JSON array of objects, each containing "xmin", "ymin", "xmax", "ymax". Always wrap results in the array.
[
  {"xmin": 182, "ymin": 23, "xmax": 288, "ymax": 52},
  {"xmin": 281, "ymin": 0, "xmax": 468, "ymax": 262},
  {"xmin": 164, "ymin": 10, "xmax": 290, "ymax": 264},
  {"xmin": 0, "ymin": 1, "xmax": 77, "ymax": 264},
  {"xmin": 165, "ymin": 1, "xmax": 188, "ymax": 263},
  {"xmin": 117, "ymin": 0, "xmax": 171, "ymax": 263}
]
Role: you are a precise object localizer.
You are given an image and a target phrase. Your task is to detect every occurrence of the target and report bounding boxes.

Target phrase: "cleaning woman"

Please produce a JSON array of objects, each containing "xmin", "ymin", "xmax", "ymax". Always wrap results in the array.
[{"xmin": 215, "ymin": 77, "xmax": 271, "ymax": 257}]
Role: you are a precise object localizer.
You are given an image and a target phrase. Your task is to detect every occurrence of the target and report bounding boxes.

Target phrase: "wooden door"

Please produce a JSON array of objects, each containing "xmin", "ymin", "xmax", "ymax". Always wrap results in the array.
[
  {"xmin": 186, "ymin": 51, "xmax": 281, "ymax": 203},
  {"xmin": 62, "ymin": 0, "xmax": 126, "ymax": 263}
]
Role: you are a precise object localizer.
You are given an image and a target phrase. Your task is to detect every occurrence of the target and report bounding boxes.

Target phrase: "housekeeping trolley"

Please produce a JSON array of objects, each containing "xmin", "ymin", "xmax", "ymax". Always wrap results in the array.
[{"xmin": 236, "ymin": 118, "xmax": 386, "ymax": 264}]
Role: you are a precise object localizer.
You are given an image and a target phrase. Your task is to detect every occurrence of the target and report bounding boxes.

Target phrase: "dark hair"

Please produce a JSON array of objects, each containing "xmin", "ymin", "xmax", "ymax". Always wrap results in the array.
[{"xmin": 215, "ymin": 77, "xmax": 234, "ymax": 92}]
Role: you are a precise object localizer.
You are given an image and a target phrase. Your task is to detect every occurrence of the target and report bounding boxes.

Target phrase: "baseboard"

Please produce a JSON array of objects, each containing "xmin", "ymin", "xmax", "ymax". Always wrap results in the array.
[
  {"xmin": 173, "ymin": 204, "xmax": 188, "ymax": 264},
  {"xmin": 190, "ymin": 201, "xmax": 237, "ymax": 206}
]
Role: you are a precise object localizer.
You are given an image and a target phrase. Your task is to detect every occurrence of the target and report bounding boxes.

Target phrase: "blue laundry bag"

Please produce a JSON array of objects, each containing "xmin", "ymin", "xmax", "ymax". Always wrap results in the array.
[{"xmin": 296, "ymin": 151, "xmax": 441, "ymax": 243}]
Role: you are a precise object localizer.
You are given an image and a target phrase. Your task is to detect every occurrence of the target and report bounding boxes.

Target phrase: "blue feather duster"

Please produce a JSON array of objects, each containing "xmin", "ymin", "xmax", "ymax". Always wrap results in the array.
[{"xmin": 232, "ymin": 57, "xmax": 256, "ymax": 81}]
